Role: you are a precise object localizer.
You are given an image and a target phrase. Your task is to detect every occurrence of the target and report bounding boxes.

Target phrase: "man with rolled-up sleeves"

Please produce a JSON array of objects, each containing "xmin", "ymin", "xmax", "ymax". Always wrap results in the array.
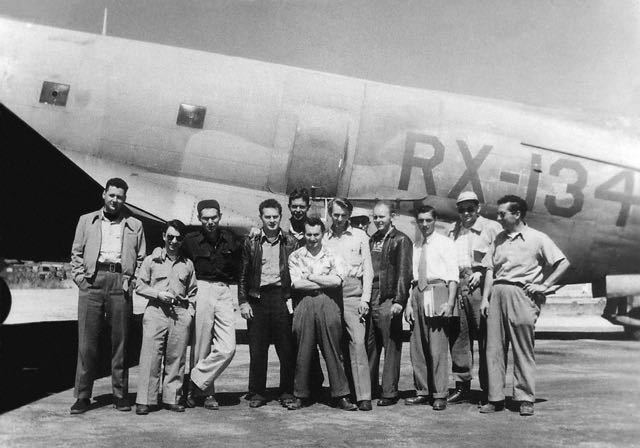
[{"xmin": 479, "ymin": 195, "xmax": 569, "ymax": 416}]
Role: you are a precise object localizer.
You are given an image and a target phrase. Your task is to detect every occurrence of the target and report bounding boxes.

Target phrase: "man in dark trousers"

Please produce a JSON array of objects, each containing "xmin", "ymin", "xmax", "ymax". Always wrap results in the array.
[
  {"xmin": 366, "ymin": 201, "xmax": 412, "ymax": 407},
  {"xmin": 287, "ymin": 217, "xmax": 357, "ymax": 411},
  {"xmin": 239, "ymin": 199, "xmax": 299, "ymax": 408},
  {"xmin": 70, "ymin": 177, "xmax": 146, "ymax": 414}
]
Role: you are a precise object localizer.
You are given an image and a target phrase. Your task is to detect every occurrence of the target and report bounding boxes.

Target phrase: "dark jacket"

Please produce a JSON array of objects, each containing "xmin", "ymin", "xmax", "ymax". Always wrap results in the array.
[
  {"xmin": 238, "ymin": 231, "xmax": 300, "ymax": 305},
  {"xmin": 370, "ymin": 227, "xmax": 413, "ymax": 307}
]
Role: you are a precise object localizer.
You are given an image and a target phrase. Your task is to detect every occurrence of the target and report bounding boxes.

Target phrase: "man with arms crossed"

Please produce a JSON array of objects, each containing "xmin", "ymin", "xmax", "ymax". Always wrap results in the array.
[
  {"xmin": 446, "ymin": 191, "xmax": 502, "ymax": 404},
  {"xmin": 239, "ymin": 199, "xmax": 298, "ymax": 408},
  {"xmin": 366, "ymin": 201, "xmax": 412, "ymax": 407},
  {"xmin": 183, "ymin": 200, "xmax": 240, "ymax": 410},
  {"xmin": 287, "ymin": 217, "xmax": 357, "ymax": 411},
  {"xmin": 479, "ymin": 195, "xmax": 569, "ymax": 416},
  {"xmin": 70, "ymin": 177, "xmax": 146, "ymax": 414},
  {"xmin": 135, "ymin": 219, "xmax": 197, "ymax": 414},
  {"xmin": 322, "ymin": 198, "xmax": 374, "ymax": 411},
  {"xmin": 404, "ymin": 205, "xmax": 458, "ymax": 411}
]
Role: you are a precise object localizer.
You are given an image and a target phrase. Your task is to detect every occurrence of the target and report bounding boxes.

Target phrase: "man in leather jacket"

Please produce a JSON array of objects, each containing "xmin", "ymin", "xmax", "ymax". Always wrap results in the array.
[
  {"xmin": 238, "ymin": 199, "xmax": 299, "ymax": 408},
  {"xmin": 366, "ymin": 201, "xmax": 412, "ymax": 406}
]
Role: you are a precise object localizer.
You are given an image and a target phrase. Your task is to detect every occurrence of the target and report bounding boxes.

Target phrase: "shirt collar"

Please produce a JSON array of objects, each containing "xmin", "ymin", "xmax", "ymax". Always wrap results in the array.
[
  {"xmin": 506, "ymin": 224, "xmax": 529, "ymax": 241},
  {"xmin": 152, "ymin": 247, "xmax": 185, "ymax": 264},
  {"xmin": 417, "ymin": 231, "xmax": 437, "ymax": 246},
  {"xmin": 372, "ymin": 225, "xmax": 394, "ymax": 242},
  {"xmin": 260, "ymin": 229, "xmax": 284, "ymax": 244},
  {"xmin": 327, "ymin": 225, "xmax": 353, "ymax": 239}
]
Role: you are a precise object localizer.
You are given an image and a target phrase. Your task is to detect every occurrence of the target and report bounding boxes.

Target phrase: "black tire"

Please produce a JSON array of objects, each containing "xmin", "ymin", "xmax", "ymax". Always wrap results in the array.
[{"xmin": 0, "ymin": 277, "xmax": 11, "ymax": 324}]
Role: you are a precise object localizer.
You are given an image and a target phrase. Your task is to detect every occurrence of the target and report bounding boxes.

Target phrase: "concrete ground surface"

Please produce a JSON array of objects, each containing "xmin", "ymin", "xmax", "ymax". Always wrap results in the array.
[{"xmin": 1, "ymin": 339, "xmax": 639, "ymax": 448}]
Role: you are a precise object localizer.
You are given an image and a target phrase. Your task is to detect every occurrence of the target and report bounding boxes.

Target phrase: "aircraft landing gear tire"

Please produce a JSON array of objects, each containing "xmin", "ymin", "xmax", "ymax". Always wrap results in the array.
[{"xmin": 0, "ymin": 277, "xmax": 11, "ymax": 325}]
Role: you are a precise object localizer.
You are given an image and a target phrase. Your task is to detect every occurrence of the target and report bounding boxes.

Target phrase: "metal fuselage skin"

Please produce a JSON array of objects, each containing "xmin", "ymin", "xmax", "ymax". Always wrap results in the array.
[{"xmin": 1, "ymin": 18, "xmax": 639, "ymax": 285}]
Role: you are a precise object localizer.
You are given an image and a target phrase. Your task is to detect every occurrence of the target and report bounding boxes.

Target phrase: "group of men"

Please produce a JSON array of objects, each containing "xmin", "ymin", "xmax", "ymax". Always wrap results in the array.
[{"xmin": 69, "ymin": 177, "xmax": 569, "ymax": 418}]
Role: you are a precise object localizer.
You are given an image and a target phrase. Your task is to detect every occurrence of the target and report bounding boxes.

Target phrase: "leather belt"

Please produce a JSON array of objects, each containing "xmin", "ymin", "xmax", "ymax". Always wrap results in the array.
[
  {"xmin": 96, "ymin": 262, "xmax": 122, "ymax": 273},
  {"xmin": 493, "ymin": 280, "xmax": 525, "ymax": 288}
]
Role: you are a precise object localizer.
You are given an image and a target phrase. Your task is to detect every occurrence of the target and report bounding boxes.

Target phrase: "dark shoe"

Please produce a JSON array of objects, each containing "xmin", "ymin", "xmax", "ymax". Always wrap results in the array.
[
  {"xmin": 135, "ymin": 404, "xmax": 150, "ymax": 415},
  {"xmin": 249, "ymin": 395, "xmax": 268, "ymax": 408},
  {"xmin": 203, "ymin": 395, "xmax": 219, "ymax": 410},
  {"xmin": 432, "ymin": 398, "xmax": 447, "ymax": 411},
  {"xmin": 279, "ymin": 393, "xmax": 295, "ymax": 407},
  {"xmin": 70, "ymin": 398, "xmax": 90, "ymax": 415},
  {"xmin": 287, "ymin": 398, "xmax": 311, "ymax": 410},
  {"xmin": 357, "ymin": 400, "xmax": 372, "ymax": 411},
  {"xmin": 185, "ymin": 394, "xmax": 202, "ymax": 408},
  {"xmin": 404, "ymin": 395, "xmax": 430, "ymax": 405},
  {"xmin": 377, "ymin": 397, "xmax": 398, "ymax": 407},
  {"xmin": 519, "ymin": 401, "xmax": 534, "ymax": 416},
  {"xmin": 114, "ymin": 397, "xmax": 131, "ymax": 412},
  {"xmin": 446, "ymin": 388, "xmax": 466, "ymax": 403},
  {"xmin": 336, "ymin": 397, "xmax": 357, "ymax": 411},
  {"xmin": 479, "ymin": 401, "xmax": 505, "ymax": 414},
  {"xmin": 165, "ymin": 403, "xmax": 185, "ymax": 412}
]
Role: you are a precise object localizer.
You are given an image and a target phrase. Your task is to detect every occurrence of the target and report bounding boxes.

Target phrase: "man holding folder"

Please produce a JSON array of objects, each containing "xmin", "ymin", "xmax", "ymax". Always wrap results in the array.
[{"xmin": 404, "ymin": 205, "xmax": 458, "ymax": 411}]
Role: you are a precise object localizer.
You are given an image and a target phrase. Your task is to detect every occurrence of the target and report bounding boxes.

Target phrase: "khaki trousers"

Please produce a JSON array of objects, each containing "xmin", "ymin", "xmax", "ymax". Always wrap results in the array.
[
  {"xmin": 409, "ymin": 286, "xmax": 450, "ymax": 399},
  {"xmin": 486, "ymin": 284, "xmax": 540, "ymax": 403},
  {"xmin": 342, "ymin": 295, "xmax": 372, "ymax": 401},
  {"xmin": 136, "ymin": 302, "xmax": 192, "ymax": 405},
  {"xmin": 190, "ymin": 280, "xmax": 236, "ymax": 395}
]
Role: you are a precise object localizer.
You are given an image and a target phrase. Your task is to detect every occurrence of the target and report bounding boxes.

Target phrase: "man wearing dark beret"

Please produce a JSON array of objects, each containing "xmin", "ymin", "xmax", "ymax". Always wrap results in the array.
[{"xmin": 182, "ymin": 199, "xmax": 240, "ymax": 410}]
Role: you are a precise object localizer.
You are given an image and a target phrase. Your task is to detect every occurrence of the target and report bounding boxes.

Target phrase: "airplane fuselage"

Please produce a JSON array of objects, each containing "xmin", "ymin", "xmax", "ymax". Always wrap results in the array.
[{"xmin": 1, "ymin": 18, "xmax": 640, "ymax": 285}]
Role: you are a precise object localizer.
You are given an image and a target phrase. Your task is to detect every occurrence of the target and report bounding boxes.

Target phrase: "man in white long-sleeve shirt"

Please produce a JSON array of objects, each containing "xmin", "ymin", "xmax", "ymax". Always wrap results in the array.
[{"xmin": 404, "ymin": 205, "xmax": 458, "ymax": 411}]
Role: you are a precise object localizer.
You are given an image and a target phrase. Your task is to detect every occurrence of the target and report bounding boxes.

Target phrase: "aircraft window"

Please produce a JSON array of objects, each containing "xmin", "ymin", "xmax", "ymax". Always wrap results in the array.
[
  {"xmin": 176, "ymin": 104, "xmax": 206, "ymax": 129},
  {"xmin": 39, "ymin": 81, "xmax": 70, "ymax": 106}
]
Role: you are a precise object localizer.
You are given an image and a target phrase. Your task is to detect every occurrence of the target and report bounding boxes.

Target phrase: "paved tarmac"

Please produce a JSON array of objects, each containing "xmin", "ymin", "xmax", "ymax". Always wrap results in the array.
[{"xmin": 1, "ymin": 339, "xmax": 638, "ymax": 448}]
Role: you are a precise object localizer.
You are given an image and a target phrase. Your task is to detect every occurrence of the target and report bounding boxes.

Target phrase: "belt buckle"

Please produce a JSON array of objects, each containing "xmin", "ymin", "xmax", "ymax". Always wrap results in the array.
[{"xmin": 109, "ymin": 263, "xmax": 116, "ymax": 273}]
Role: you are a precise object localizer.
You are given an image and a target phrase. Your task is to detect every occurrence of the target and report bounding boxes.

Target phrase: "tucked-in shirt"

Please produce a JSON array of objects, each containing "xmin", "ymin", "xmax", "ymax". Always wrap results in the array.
[
  {"xmin": 483, "ymin": 225, "xmax": 566, "ymax": 284},
  {"xmin": 260, "ymin": 231, "xmax": 281, "ymax": 287},
  {"xmin": 136, "ymin": 247, "xmax": 198, "ymax": 306},
  {"xmin": 448, "ymin": 216, "xmax": 502, "ymax": 270},
  {"xmin": 98, "ymin": 211, "xmax": 123, "ymax": 264},
  {"xmin": 182, "ymin": 229, "xmax": 240, "ymax": 283},
  {"xmin": 322, "ymin": 226, "xmax": 373, "ymax": 302},
  {"xmin": 288, "ymin": 245, "xmax": 346, "ymax": 286},
  {"xmin": 412, "ymin": 231, "xmax": 459, "ymax": 284}
]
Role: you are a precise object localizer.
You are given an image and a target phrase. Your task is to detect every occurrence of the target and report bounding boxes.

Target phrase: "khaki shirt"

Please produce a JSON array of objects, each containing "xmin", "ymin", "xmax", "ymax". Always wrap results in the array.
[
  {"xmin": 483, "ymin": 225, "xmax": 566, "ymax": 284},
  {"xmin": 136, "ymin": 247, "xmax": 198, "ymax": 307}
]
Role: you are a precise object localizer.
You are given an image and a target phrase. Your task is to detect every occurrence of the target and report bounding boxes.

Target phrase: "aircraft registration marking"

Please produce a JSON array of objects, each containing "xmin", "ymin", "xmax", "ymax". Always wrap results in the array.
[{"xmin": 397, "ymin": 132, "xmax": 640, "ymax": 227}]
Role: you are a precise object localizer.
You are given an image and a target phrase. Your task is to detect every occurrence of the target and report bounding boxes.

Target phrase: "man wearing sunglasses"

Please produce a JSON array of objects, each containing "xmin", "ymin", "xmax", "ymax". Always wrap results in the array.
[
  {"xmin": 135, "ymin": 220, "xmax": 197, "ymax": 415},
  {"xmin": 446, "ymin": 191, "xmax": 502, "ymax": 405}
]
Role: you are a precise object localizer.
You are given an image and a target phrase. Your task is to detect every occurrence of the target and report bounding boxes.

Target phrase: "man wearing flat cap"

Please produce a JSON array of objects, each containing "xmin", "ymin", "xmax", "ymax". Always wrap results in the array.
[
  {"xmin": 446, "ymin": 191, "xmax": 502, "ymax": 404},
  {"xmin": 183, "ymin": 199, "xmax": 240, "ymax": 410}
]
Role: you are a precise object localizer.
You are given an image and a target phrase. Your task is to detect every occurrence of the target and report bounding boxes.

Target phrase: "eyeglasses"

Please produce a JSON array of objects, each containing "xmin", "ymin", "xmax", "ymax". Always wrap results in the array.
[{"xmin": 167, "ymin": 235, "xmax": 184, "ymax": 241}]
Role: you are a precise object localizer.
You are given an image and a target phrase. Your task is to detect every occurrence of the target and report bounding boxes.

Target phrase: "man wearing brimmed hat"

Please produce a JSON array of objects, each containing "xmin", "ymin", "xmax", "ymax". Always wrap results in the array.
[
  {"xmin": 183, "ymin": 199, "xmax": 240, "ymax": 410},
  {"xmin": 446, "ymin": 191, "xmax": 502, "ymax": 405}
]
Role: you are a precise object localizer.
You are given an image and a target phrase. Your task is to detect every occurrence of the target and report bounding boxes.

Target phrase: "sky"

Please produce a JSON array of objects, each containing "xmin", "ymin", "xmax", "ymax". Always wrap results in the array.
[{"xmin": 0, "ymin": 0, "xmax": 639, "ymax": 118}]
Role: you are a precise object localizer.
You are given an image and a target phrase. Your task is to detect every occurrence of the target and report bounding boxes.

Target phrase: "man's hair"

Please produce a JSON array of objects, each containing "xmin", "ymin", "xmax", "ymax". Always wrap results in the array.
[
  {"xmin": 329, "ymin": 197, "xmax": 353, "ymax": 215},
  {"xmin": 497, "ymin": 195, "xmax": 528, "ymax": 219},
  {"xmin": 105, "ymin": 177, "xmax": 129, "ymax": 193},
  {"xmin": 413, "ymin": 204, "xmax": 437, "ymax": 220},
  {"xmin": 259, "ymin": 198, "xmax": 282, "ymax": 216},
  {"xmin": 289, "ymin": 188, "xmax": 310, "ymax": 206},
  {"xmin": 373, "ymin": 200, "xmax": 396, "ymax": 215},
  {"xmin": 164, "ymin": 219, "xmax": 186, "ymax": 236},
  {"xmin": 305, "ymin": 216, "xmax": 325, "ymax": 233}
]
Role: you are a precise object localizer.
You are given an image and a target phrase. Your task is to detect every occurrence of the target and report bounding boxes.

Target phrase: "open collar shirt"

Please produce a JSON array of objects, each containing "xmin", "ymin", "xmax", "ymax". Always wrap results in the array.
[
  {"xmin": 448, "ymin": 215, "xmax": 502, "ymax": 270},
  {"xmin": 136, "ymin": 247, "xmax": 198, "ymax": 306},
  {"xmin": 483, "ymin": 225, "xmax": 566, "ymax": 284},
  {"xmin": 322, "ymin": 225, "xmax": 373, "ymax": 302}
]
